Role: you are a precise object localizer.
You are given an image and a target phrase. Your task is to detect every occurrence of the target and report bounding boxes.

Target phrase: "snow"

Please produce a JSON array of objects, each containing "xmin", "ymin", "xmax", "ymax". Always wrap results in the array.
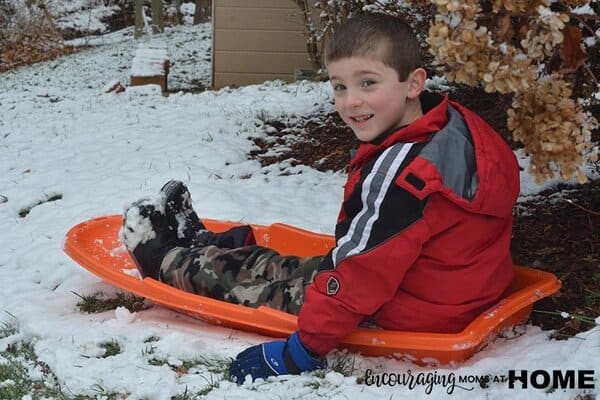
[
  {"xmin": 571, "ymin": 4, "xmax": 595, "ymax": 15},
  {"xmin": 131, "ymin": 43, "xmax": 170, "ymax": 77},
  {"xmin": 55, "ymin": 4, "xmax": 117, "ymax": 35},
  {"xmin": 120, "ymin": 198, "xmax": 157, "ymax": 252},
  {"xmin": 0, "ymin": 19, "xmax": 598, "ymax": 400}
]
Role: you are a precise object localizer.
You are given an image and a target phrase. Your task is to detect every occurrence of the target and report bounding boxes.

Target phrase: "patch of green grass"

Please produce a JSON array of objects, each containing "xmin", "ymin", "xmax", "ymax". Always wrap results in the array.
[
  {"xmin": 171, "ymin": 387, "xmax": 193, "ymax": 400},
  {"xmin": 6, "ymin": 340, "xmax": 36, "ymax": 360},
  {"xmin": 0, "ymin": 358, "xmax": 28, "ymax": 399},
  {"xmin": 313, "ymin": 351, "xmax": 356, "ymax": 378},
  {"xmin": 170, "ymin": 377, "xmax": 220, "ymax": 399},
  {"xmin": 572, "ymin": 394, "xmax": 595, "ymax": 400},
  {"xmin": 182, "ymin": 355, "xmax": 231, "ymax": 375},
  {"xmin": 310, "ymin": 351, "xmax": 357, "ymax": 387},
  {"xmin": 584, "ymin": 272, "xmax": 600, "ymax": 308},
  {"xmin": 1, "ymin": 326, "xmax": 224, "ymax": 399},
  {"xmin": 141, "ymin": 336, "xmax": 160, "ymax": 357},
  {"xmin": 0, "ymin": 315, "xmax": 18, "ymax": 339},
  {"xmin": 144, "ymin": 357, "xmax": 223, "ymax": 399},
  {"xmin": 99, "ymin": 340, "xmax": 122, "ymax": 358},
  {"xmin": 142, "ymin": 344, "xmax": 157, "ymax": 357},
  {"xmin": 0, "ymin": 338, "xmax": 126, "ymax": 400},
  {"xmin": 146, "ymin": 354, "xmax": 231, "ymax": 375},
  {"xmin": 584, "ymin": 288, "xmax": 600, "ymax": 306},
  {"xmin": 0, "ymin": 320, "xmax": 40, "ymax": 400},
  {"xmin": 534, "ymin": 310, "xmax": 599, "ymax": 326},
  {"xmin": 148, "ymin": 356, "xmax": 166, "ymax": 366},
  {"xmin": 144, "ymin": 335, "xmax": 160, "ymax": 343},
  {"xmin": 304, "ymin": 379, "xmax": 322, "ymax": 390},
  {"xmin": 196, "ymin": 376, "xmax": 220, "ymax": 397},
  {"xmin": 73, "ymin": 291, "xmax": 150, "ymax": 314},
  {"xmin": 171, "ymin": 386, "xmax": 206, "ymax": 400},
  {"xmin": 144, "ymin": 353, "xmax": 228, "ymax": 398},
  {"xmin": 329, "ymin": 352, "xmax": 356, "ymax": 377},
  {"xmin": 82, "ymin": 384, "xmax": 123, "ymax": 400}
]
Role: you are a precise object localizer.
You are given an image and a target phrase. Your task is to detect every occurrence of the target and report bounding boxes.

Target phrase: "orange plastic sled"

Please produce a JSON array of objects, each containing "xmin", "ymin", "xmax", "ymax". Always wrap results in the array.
[{"xmin": 64, "ymin": 215, "xmax": 560, "ymax": 366}]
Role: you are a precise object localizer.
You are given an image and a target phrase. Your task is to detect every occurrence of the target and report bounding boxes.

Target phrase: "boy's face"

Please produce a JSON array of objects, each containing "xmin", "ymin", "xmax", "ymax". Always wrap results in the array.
[{"xmin": 328, "ymin": 56, "xmax": 419, "ymax": 142}]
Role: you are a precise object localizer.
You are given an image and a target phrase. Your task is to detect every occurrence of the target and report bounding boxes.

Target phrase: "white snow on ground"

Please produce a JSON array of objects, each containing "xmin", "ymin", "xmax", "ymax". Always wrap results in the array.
[{"xmin": 0, "ymin": 23, "xmax": 598, "ymax": 400}]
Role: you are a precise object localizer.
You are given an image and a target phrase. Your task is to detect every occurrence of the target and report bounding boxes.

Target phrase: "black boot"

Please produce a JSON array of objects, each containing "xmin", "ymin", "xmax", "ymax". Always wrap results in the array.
[
  {"xmin": 160, "ymin": 180, "xmax": 256, "ymax": 249},
  {"xmin": 192, "ymin": 224, "xmax": 256, "ymax": 249},
  {"xmin": 160, "ymin": 180, "xmax": 206, "ymax": 247},
  {"xmin": 121, "ymin": 198, "xmax": 178, "ymax": 280}
]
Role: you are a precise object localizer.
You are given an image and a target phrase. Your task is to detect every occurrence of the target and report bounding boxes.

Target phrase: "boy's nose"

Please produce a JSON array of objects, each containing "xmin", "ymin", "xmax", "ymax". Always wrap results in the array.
[{"xmin": 345, "ymin": 91, "xmax": 362, "ymax": 109}]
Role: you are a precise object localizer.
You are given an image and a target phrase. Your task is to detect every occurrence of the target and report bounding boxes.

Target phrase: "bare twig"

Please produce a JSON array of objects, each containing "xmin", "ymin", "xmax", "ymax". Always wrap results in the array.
[
  {"xmin": 582, "ymin": 63, "xmax": 599, "ymax": 87},
  {"xmin": 293, "ymin": 0, "xmax": 325, "ymax": 73},
  {"xmin": 563, "ymin": 198, "xmax": 600, "ymax": 216},
  {"xmin": 572, "ymin": 15, "xmax": 600, "ymax": 43},
  {"xmin": 567, "ymin": 12, "xmax": 600, "ymax": 22}
]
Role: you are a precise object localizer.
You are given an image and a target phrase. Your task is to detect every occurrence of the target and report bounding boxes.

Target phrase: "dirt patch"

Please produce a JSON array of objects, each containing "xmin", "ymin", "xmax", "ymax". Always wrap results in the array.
[
  {"xmin": 513, "ymin": 181, "xmax": 599, "ymax": 338},
  {"xmin": 250, "ymin": 113, "xmax": 358, "ymax": 173}
]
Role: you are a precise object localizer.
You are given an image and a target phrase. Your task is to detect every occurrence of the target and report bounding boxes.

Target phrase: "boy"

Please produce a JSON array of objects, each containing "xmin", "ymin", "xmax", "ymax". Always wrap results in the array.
[{"xmin": 121, "ymin": 13, "xmax": 520, "ymax": 383}]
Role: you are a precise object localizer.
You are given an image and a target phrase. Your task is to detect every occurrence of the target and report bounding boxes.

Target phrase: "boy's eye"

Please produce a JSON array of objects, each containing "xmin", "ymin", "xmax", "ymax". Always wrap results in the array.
[
  {"xmin": 332, "ymin": 83, "xmax": 346, "ymax": 92},
  {"xmin": 361, "ymin": 80, "xmax": 375, "ymax": 87}
]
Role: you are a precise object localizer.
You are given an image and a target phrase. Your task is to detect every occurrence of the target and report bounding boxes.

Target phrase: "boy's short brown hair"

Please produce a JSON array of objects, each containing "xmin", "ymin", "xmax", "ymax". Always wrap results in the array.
[{"xmin": 324, "ymin": 13, "xmax": 422, "ymax": 81}]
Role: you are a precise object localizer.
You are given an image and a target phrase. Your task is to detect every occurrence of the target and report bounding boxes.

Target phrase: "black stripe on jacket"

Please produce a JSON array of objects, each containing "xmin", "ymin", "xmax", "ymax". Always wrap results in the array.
[{"xmin": 319, "ymin": 142, "xmax": 428, "ymax": 272}]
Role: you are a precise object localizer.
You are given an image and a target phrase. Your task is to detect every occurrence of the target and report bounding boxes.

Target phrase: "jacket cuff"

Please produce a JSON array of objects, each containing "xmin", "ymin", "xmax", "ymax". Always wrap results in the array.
[{"xmin": 297, "ymin": 330, "xmax": 336, "ymax": 357}]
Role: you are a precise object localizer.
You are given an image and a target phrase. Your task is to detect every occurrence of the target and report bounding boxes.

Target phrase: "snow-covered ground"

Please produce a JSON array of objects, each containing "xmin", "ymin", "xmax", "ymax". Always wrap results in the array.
[{"xmin": 0, "ymin": 19, "xmax": 598, "ymax": 400}]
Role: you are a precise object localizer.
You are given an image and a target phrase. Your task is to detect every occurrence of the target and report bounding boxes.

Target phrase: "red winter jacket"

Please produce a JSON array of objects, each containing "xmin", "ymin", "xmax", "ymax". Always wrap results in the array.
[{"xmin": 298, "ymin": 93, "xmax": 520, "ymax": 356}]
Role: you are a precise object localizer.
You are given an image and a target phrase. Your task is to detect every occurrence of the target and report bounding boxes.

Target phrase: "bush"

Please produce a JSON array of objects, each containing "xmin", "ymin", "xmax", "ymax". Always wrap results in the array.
[{"xmin": 0, "ymin": 0, "xmax": 72, "ymax": 72}]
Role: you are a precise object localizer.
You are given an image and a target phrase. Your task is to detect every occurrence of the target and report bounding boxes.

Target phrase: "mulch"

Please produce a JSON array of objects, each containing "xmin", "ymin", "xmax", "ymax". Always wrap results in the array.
[
  {"xmin": 248, "ymin": 91, "xmax": 599, "ymax": 339},
  {"xmin": 513, "ymin": 182, "xmax": 599, "ymax": 338}
]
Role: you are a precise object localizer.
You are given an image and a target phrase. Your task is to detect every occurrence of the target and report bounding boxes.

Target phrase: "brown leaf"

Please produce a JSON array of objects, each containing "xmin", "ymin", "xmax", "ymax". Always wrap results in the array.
[
  {"xmin": 493, "ymin": 14, "xmax": 514, "ymax": 43},
  {"xmin": 174, "ymin": 365, "xmax": 188, "ymax": 376},
  {"xmin": 559, "ymin": 25, "xmax": 588, "ymax": 73},
  {"xmin": 517, "ymin": 20, "xmax": 529, "ymax": 40}
]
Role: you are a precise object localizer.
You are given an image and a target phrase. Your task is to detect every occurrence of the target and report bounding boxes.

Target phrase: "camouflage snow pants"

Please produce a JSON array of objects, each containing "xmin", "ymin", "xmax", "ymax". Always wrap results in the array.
[{"xmin": 158, "ymin": 245, "xmax": 324, "ymax": 315}]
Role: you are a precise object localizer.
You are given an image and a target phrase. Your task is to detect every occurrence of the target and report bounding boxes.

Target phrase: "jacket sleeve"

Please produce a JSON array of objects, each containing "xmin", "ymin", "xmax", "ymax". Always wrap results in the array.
[{"xmin": 297, "ymin": 144, "xmax": 432, "ymax": 355}]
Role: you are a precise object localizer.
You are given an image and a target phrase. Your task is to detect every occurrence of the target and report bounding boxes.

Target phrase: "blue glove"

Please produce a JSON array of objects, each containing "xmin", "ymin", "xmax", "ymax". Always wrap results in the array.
[{"xmin": 229, "ymin": 331, "xmax": 325, "ymax": 383}]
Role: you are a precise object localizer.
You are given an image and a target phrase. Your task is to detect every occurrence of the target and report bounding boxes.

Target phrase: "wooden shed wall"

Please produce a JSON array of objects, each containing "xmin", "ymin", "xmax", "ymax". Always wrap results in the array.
[{"xmin": 212, "ymin": 0, "xmax": 313, "ymax": 88}]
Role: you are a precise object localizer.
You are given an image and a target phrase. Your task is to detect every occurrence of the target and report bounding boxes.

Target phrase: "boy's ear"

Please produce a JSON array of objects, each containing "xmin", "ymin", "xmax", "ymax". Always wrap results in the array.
[{"xmin": 406, "ymin": 68, "xmax": 427, "ymax": 99}]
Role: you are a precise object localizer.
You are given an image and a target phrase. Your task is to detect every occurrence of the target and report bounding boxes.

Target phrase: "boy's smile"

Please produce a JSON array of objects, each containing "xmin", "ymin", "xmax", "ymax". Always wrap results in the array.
[{"xmin": 327, "ymin": 56, "xmax": 423, "ymax": 142}]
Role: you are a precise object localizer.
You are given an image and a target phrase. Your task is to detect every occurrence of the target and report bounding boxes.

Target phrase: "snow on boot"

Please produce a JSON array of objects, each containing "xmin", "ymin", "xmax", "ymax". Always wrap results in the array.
[
  {"xmin": 160, "ymin": 180, "xmax": 207, "ymax": 247},
  {"xmin": 120, "ymin": 198, "xmax": 178, "ymax": 280},
  {"xmin": 159, "ymin": 179, "xmax": 256, "ymax": 249}
]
